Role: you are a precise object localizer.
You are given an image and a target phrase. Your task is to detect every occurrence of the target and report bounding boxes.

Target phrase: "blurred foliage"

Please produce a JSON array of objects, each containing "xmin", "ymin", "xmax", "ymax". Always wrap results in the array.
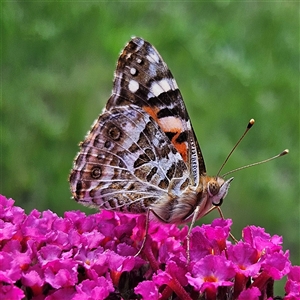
[{"xmin": 2, "ymin": 1, "xmax": 299, "ymax": 292}]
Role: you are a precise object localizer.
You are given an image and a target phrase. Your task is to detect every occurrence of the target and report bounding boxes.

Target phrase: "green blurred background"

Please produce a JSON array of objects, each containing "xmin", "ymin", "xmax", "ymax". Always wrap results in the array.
[{"xmin": 2, "ymin": 2, "xmax": 299, "ymax": 293}]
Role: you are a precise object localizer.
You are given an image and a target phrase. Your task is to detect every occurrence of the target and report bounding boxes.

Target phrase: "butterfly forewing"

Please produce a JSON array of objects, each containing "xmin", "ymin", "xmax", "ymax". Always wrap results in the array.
[{"xmin": 106, "ymin": 37, "xmax": 206, "ymax": 183}]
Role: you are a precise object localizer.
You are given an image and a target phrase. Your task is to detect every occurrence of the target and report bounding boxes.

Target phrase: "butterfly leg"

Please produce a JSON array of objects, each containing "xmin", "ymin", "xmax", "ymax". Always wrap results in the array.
[
  {"xmin": 186, "ymin": 205, "xmax": 203, "ymax": 264},
  {"xmin": 134, "ymin": 209, "xmax": 151, "ymax": 257}
]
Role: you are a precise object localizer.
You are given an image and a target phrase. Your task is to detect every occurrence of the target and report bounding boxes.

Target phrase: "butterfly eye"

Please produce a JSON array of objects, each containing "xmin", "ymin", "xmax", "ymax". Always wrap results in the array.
[{"xmin": 208, "ymin": 180, "xmax": 220, "ymax": 196}]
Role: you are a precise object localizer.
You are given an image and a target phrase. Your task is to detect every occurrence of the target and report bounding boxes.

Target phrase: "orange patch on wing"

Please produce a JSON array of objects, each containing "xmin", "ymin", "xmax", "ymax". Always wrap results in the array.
[
  {"xmin": 142, "ymin": 105, "xmax": 188, "ymax": 162},
  {"xmin": 171, "ymin": 132, "xmax": 188, "ymax": 162},
  {"xmin": 142, "ymin": 105, "xmax": 160, "ymax": 122}
]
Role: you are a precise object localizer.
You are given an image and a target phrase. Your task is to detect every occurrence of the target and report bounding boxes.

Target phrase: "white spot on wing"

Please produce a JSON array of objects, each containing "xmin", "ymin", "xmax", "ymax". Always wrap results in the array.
[
  {"xmin": 149, "ymin": 78, "xmax": 177, "ymax": 97},
  {"xmin": 150, "ymin": 82, "xmax": 164, "ymax": 97},
  {"xmin": 128, "ymin": 80, "xmax": 139, "ymax": 93},
  {"xmin": 146, "ymin": 48, "xmax": 160, "ymax": 64},
  {"xmin": 160, "ymin": 78, "xmax": 172, "ymax": 91},
  {"xmin": 130, "ymin": 67, "xmax": 137, "ymax": 75}
]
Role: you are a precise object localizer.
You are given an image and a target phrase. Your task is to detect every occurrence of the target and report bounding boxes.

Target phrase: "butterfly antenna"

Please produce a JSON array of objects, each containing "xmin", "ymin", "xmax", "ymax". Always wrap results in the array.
[
  {"xmin": 216, "ymin": 119, "xmax": 255, "ymax": 177},
  {"xmin": 222, "ymin": 149, "xmax": 289, "ymax": 177}
]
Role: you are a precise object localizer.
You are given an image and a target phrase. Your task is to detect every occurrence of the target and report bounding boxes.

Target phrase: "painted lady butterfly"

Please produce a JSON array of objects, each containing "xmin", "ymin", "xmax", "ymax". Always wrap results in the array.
[{"xmin": 69, "ymin": 37, "xmax": 234, "ymax": 251}]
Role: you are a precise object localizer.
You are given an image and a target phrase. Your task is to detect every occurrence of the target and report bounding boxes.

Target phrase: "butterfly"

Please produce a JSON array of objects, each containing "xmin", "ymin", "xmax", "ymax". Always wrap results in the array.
[{"xmin": 69, "ymin": 37, "xmax": 233, "ymax": 255}]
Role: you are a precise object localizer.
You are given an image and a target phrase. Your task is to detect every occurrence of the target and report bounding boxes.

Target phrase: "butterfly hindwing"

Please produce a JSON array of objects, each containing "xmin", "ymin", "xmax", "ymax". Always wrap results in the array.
[{"xmin": 69, "ymin": 104, "xmax": 190, "ymax": 213}]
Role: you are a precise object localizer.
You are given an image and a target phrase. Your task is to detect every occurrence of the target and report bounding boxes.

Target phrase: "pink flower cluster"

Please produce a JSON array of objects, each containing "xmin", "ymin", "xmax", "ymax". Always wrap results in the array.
[{"xmin": 0, "ymin": 194, "xmax": 299, "ymax": 299}]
